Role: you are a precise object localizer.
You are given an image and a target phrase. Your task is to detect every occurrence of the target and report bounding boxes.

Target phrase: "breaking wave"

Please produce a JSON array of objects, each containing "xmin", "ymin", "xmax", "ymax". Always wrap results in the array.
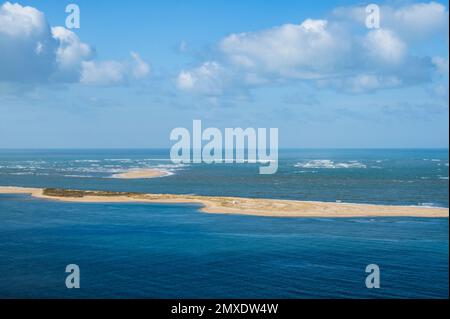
[{"xmin": 294, "ymin": 160, "xmax": 367, "ymax": 169}]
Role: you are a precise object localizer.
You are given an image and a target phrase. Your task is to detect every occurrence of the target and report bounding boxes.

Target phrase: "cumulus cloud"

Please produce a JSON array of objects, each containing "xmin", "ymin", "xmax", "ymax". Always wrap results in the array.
[
  {"xmin": 362, "ymin": 29, "xmax": 406, "ymax": 65},
  {"xmin": 0, "ymin": 2, "xmax": 46, "ymax": 37},
  {"xmin": 332, "ymin": 1, "xmax": 449, "ymax": 40},
  {"xmin": 177, "ymin": 61, "xmax": 227, "ymax": 95},
  {"xmin": 388, "ymin": 1, "xmax": 448, "ymax": 37},
  {"xmin": 0, "ymin": 2, "xmax": 57, "ymax": 82},
  {"xmin": 0, "ymin": 2, "xmax": 149, "ymax": 86},
  {"xmin": 219, "ymin": 19, "xmax": 351, "ymax": 78},
  {"xmin": 51, "ymin": 26, "xmax": 94, "ymax": 81},
  {"xmin": 80, "ymin": 52, "xmax": 149, "ymax": 86},
  {"xmin": 177, "ymin": 2, "xmax": 448, "ymax": 95}
]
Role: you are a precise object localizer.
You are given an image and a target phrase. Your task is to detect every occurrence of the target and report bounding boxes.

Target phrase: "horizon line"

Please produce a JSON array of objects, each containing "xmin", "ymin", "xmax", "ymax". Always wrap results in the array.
[{"xmin": 0, "ymin": 147, "xmax": 448, "ymax": 151}]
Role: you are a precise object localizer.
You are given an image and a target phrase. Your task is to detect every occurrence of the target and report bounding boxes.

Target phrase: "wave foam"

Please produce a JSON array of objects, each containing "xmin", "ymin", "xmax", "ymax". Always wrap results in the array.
[{"xmin": 294, "ymin": 160, "xmax": 366, "ymax": 169}]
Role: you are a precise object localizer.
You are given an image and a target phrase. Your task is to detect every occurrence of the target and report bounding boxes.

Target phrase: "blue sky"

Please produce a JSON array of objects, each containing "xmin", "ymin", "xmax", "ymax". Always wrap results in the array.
[{"xmin": 0, "ymin": 0, "xmax": 448, "ymax": 148}]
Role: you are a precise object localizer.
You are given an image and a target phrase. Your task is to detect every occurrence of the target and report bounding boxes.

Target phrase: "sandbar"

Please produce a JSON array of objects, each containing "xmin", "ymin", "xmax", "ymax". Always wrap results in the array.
[
  {"xmin": 112, "ymin": 168, "xmax": 170, "ymax": 179},
  {"xmin": 0, "ymin": 186, "xmax": 448, "ymax": 218}
]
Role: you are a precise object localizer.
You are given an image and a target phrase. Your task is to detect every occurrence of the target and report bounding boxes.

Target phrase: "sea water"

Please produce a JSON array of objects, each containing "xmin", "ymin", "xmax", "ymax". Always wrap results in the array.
[{"xmin": 0, "ymin": 149, "xmax": 448, "ymax": 298}]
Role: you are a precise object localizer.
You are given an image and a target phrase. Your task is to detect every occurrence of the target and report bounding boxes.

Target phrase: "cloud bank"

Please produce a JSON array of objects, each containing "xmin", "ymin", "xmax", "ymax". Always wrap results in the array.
[
  {"xmin": 0, "ymin": 2, "xmax": 149, "ymax": 86},
  {"xmin": 177, "ymin": 1, "xmax": 449, "ymax": 95}
]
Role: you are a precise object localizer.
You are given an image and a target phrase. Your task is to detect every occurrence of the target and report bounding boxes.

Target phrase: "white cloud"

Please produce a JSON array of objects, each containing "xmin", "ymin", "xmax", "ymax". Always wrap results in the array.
[
  {"xmin": 51, "ymin": 26, "xmax": 94, "ymax": 81},
  {"xmin": 0, "ymin": 2, "xmax": 46, "ymax": 37},
  {"xmin": 363, "ymin": 29, "xmax": 406, "ymax": 65},
  {"xmin": 0, "ymin": 2, "xmax": 57, "ymax": 82},
  {"xmin": 177, "ymin": 18, "xmax": 354, "ymax": 95},
  {"xmin": 219, "ymin": 19, "xmax": 351, "ymax": 78},
  {"xmin": 0, "ymin": 2, "xmax": 149, "ymax": 86},
  {"xmin": 177, "ymin": 61, "xmax": 226, "ymax": 95},
  {"xmin": 386, "ymin": 1, "xmax": 449, "ymax": 39},
  {"xmin": 333, "ymin": 1, "xmax": 449, "ymax": 40},
  {"xmin": 80, "ymin": 60, "xmax": 126, "ymax": 86},
  {"xmin": 80, "ymin": 52, "xmax": 150, "ymax": 86},
  {"xmin": 177, "ymin": 71, "xmax": 195, "ymax": 90},
  {"xmin": 177, "ymin": 2, "xmax": 448, "ymax": 95}
]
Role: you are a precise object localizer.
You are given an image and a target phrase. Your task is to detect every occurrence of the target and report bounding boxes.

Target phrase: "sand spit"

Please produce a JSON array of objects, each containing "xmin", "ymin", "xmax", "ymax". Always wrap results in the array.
[
  {"xmin": 0, "ymin": 186, "xmax": 448, "ymax": 218},
  {"xmin": 111, "ymin": 168, "xmax": 170, "ymax": 179}
]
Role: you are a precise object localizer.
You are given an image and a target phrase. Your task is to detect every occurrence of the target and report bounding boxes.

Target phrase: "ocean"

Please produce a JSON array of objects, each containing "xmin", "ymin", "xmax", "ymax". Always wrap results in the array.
[{"xmin": 0, "ymin": 149, "xmax": 448, "ymax": 298}]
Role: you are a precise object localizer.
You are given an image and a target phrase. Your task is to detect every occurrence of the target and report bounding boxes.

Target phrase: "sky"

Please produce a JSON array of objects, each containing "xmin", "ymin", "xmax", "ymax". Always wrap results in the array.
[{"xmin": 0, "ymin": 0, "xmax": 448, "ymax": 148}]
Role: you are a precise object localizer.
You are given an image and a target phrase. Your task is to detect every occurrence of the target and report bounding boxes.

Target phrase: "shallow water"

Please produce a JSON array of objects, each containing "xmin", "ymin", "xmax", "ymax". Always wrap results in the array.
[{"xmin": 0, "ymin": 149, "xmax": 448, "ymax": 207}]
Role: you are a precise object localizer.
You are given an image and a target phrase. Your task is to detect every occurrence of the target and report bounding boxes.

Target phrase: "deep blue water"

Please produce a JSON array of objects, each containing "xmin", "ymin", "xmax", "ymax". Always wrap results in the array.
[
  {"xmin": 0, "ymin": 194, "xmax": 448, "ymax": 298},
  {"xmin": 0, "ymin": 149, "xmax": 448, "ymax": 298}
]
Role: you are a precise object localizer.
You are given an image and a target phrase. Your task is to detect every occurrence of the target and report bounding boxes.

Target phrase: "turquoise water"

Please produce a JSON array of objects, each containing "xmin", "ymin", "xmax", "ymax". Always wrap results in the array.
[
  {"xmin": 0, "ymin": 149, "xmax": 448, "ymax": 206},
  {"xmin": 0, "ymin": 149, "xmax": 448, "ymax": 298}
]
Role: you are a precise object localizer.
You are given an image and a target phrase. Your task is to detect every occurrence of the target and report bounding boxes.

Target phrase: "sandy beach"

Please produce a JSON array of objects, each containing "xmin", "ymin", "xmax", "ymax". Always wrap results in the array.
[
  {"xmin": 112, "ymin": 168, "xmax": 170, "ymax": 179},
  {"xmin": 0, "ymin": 186, "xmax": 448, "ymax": 218}
]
